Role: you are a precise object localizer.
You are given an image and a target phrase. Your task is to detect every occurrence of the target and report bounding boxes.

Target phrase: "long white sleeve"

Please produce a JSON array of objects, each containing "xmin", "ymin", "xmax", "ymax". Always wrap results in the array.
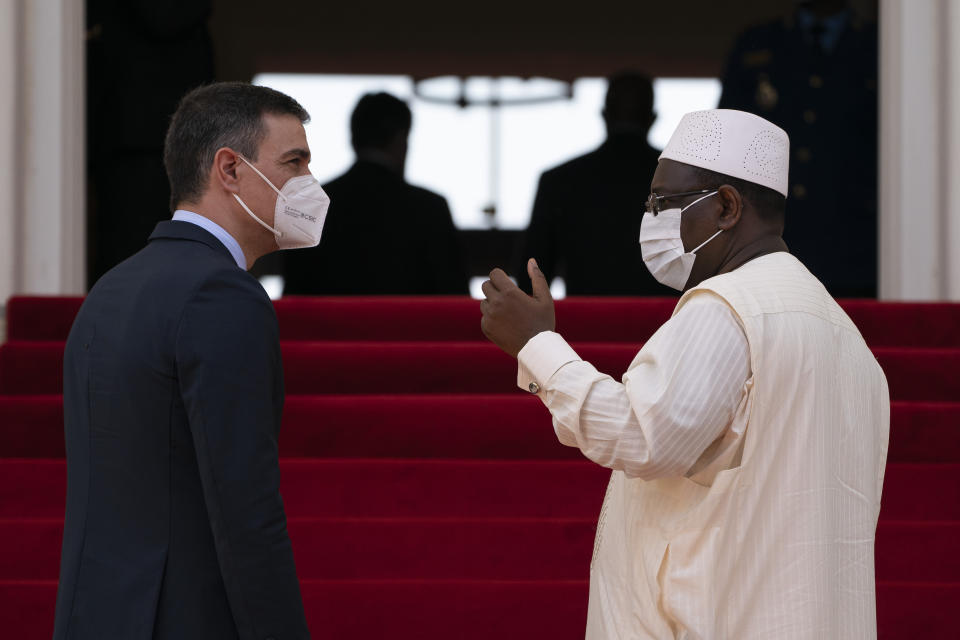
[{"xmin": 517, "ymin": 293, "xmax": 751, "ymax": 480}]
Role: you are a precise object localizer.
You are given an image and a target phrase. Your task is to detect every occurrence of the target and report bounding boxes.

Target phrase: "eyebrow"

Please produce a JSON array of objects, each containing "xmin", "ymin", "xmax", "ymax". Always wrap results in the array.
[{"xmin": 280, "ymin": 148, "xmax": 311, "ymax": 162}]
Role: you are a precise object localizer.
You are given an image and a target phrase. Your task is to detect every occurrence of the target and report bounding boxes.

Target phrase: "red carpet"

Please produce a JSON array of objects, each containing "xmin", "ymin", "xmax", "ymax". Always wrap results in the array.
[
  {"xmin": 4, "ymin": 341, "xmax": 960, "ymax": 400},
  {"xmin": 0, "ymin": 296, "xmax": 958, "ymax": 638},
  {"xmin": 8, "ymin": 295, "xmax": 960, "ymax": 347}
]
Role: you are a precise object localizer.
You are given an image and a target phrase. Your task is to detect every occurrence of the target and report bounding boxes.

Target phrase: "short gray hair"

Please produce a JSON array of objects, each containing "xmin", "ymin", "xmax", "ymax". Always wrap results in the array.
[{"xmin": 163, "ymin": 82, "xmax": 309, "ymax": 210}]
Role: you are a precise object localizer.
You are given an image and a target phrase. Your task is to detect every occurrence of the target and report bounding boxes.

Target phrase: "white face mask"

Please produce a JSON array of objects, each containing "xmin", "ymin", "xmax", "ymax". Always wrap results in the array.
[
  {"xmin": 232, "ymin": 155, "xmax": 331, "ymax": 250},
  {"xmin": 639, "ymin": 191, "xmax": 722, "ymax": 291}
]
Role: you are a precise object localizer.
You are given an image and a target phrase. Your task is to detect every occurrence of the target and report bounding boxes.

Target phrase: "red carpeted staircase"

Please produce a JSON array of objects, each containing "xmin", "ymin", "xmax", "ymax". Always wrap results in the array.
[{"xmin": 0, "ymin": 296, "xmax": 958, "ymax": 638}]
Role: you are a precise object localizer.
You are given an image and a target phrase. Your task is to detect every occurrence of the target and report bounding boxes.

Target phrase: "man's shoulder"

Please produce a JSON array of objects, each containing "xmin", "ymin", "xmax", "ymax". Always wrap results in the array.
[
  {"xmin": 322, "ymin": 169, "xmax": 352, "ymax": 192},
  {"xmin": 686, "ymin": 252, "xmax": 848, "ymax": 322},
  {"xmin": 541, "ymin": 146, "xmax": 606, "ymax": 182},
  {"xmin": 672, "ymin": 288, "xmax": 738, "ymax": 323},
  {"xmin": 320, "ymin": 166, "xmax": 375, "ymax": 201},
  {"xmin": 325, "ymin": 166, "xmax": 447, "ymax": 207},
  {"xmin": 188, "ymin": 261, "xmax": 272, "ymax": 313},
  {"xmin": 402, "ymin": 181, "xmax": 447, "ymax": 208},
  {"xmin": 94, "ymin": 235, "xmax": 266, "ymax": 317},
  {"xmin": 74, "ymin": 243, "xmax": 262, "ymax": 357},
  {"xmin": 175, "ymin": 265, "xmax": 276, "ymax": 346}
]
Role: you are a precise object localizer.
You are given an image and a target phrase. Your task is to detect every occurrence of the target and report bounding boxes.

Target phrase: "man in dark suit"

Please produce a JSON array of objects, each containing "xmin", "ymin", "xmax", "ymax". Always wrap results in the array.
[
  {"xmin": 283, "ymin": 92, "xmax": 469, "ymax": 295},
  {"xmin": 54, "ymin": 82, "xmax": 322, "ymax": 639},
  {"xmin": 719, "ymin": 0, "xmax": 878, "ymax": 297},
  {"xmin": 515, "ymin": 72, "xmax": 674, "ymax": 296}
]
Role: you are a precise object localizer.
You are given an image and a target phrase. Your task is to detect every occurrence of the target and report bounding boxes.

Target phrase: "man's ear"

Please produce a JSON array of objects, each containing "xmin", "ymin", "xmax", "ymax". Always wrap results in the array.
[
  {"xmin": 716, "ymin": 184, "xmax": 743, "ymax": 231},
  {"xmin": 212, "ymin": 148, "xmax": 242, "ymax": 195}
]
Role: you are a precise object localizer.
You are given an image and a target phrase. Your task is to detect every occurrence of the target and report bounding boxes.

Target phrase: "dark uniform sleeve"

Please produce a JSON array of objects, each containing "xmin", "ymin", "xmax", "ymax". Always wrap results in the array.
[
  {"xmin": 176, "ymin": 268, "xmax": 310, "ymax": 640},
  {"xmin": 515, "ymin": 171, "xmax": 561, "ymax": 295}
]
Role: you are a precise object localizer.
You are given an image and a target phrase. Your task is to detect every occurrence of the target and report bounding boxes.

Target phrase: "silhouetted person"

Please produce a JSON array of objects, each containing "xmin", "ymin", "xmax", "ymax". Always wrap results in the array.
[
  {"xmin": 719, "ymin": 0, "xmax": 878, "ymax": 297},
  {"xmin": 515, "ymin": 72, "xmax": 674, "ymax": 296},
  {"xmin": 283, "ymin": 92, "xmax": 469, "ymax": 295},
  {"xmin": 86, "ymin": 0, "xmax": 215, "ymax": 287}
]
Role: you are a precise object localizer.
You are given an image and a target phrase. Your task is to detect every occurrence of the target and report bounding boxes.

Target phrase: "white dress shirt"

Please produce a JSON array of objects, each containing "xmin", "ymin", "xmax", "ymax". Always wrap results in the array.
[
  {"xmin": 172, "ymin": 210, "xmax": 247, "ymax": 270},
  {"xmin": 518, "ymin": 292, "xmax": 751, "ymax": 480}
]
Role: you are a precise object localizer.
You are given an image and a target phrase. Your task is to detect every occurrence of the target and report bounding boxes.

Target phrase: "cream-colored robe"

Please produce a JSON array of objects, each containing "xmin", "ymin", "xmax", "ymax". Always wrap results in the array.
[{"xmin": 524, "ymin": 253, "xmax": 890, "ymax": 639}]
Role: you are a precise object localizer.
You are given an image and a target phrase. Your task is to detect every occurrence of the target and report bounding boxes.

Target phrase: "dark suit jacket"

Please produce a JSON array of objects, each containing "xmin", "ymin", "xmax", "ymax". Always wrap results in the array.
[
  {"xmin": 282, "ymin": 160, "xmax": 469, "ymax": 295},
  {"xmin": 515, "ymin": 134, "xmax": 675, "ymax": 296},
  {"xmin": 53, "ymin": 221, "xmax": 309, "ymax": 640}
]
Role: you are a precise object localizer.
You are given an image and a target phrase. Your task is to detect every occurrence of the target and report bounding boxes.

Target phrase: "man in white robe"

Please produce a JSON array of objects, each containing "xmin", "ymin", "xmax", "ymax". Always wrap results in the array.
[{"xmin": 479, "ymin": 109, "xmax": 889, "ymax": 639}]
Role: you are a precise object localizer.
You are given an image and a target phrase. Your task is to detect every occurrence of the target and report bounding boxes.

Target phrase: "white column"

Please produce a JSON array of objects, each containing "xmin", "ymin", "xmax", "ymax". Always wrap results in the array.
[
  {"xmin": 879, "ymin": 0, "xmax": 960, "ymax": 300},
  {"xmin": 19, "ymin": 0, "xmax": 86, "ymax": 295},
  {"xmin": 946, "ymin": 0, "xmax": 960, "ymax": 299},
  {"xmin": 0, "ymin": 0, "xmax": 86, "ymax": 304},
  {"xmin": 0, "ymin": 0, "xmax": 21, "ymax": 305}
]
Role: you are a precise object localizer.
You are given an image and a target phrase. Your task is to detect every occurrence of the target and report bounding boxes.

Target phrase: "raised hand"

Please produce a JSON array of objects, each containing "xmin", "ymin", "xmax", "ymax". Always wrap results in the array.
[{"xmin": 480, "ymin": 258, "xmax": 556, "ymax": 358}]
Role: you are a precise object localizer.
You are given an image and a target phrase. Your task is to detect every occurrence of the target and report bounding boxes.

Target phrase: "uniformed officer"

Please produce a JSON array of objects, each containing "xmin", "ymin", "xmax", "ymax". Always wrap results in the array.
[{"xmin": 719, "ymin": 0, "xmax": 878, "ymax": 297}]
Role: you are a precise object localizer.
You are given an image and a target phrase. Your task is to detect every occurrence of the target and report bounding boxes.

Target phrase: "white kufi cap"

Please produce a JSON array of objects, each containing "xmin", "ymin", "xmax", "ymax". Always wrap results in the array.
[{"xmin": 659, "ymin": 109, "xmax": 790, "ymax": 197}]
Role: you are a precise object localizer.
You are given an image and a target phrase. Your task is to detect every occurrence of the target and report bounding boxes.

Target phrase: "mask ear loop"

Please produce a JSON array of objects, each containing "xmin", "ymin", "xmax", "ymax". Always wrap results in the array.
[
  {"xmin": 680, "ymin": 190, "xmax": 722, "ymax": 254},
  {"xmin": 691, "ymin": 229, "xmax": 723, "ymax": 254},
  {"xmin": 238, "ymin": 155, "xmax": 286, "ymax": 200},
  {"xmin": 234, "ymin": 155, "xmax": 284, "ymax": 238},
  {"xmin": 232, "ymin": 193, "xmax": 282, "ymax": 238},
  {"xmin": 680, "ymin": 190, "xmax": 718, "ymax": 213}
]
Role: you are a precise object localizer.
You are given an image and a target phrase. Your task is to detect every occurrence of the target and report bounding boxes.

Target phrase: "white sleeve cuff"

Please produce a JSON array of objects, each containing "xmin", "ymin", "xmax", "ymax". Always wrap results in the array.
[{"xmin": 516, "ymin": 331, "xmax": 582, "ymax": 394}]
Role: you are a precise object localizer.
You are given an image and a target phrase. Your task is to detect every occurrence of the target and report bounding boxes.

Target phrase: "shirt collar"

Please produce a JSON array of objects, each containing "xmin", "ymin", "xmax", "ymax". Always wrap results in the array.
[{"xmin": 171, "ymin": 210, "xmax": 247, "ymax": 270}]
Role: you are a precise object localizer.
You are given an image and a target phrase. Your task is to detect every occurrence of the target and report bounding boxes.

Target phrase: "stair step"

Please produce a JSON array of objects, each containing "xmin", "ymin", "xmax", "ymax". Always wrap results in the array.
[
  {"xmin": 2, "ymin": 395, "xmax": 958, "ymax": 462},
  {"xmin": 0, "ymin": 517, "xmax": 594, "ymax": 581},
  {"xmin": 1, "ymin": 578, "xmax": 957, "ymax": 639},
  {"xmin": 8, "ymin": 296, "xmax": 960, "ymax": 348},
  {"xmin": 0, "ymin": 459, "xmax": 609, "ymax": 520},
  {"xmin": 0, "ymin": 459, "xmax": 957, "ymax": 521},
  {"xmin": 2, "ymin": 341, "xmax": 958, "ymax": 399},
  {"xmin": 1, "ymin": 517, "xmax": 955, "ymax": 583}
]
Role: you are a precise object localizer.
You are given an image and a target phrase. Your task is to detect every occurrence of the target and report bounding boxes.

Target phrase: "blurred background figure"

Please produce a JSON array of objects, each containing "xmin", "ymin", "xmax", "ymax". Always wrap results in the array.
[
  {"xmin": 283, "ymin": 92, "xmax": 469, "ymax": 295},
  {"xmin": 719, "ymin": 0, "xmax": 878, "ymax": 297},
  {"xmin": 86, "ymin": 0, "xmax": 215, "ymax": 287},
  {"xmin": 515, "ymin": 72, "xmax": 674, "ymax": 296}
]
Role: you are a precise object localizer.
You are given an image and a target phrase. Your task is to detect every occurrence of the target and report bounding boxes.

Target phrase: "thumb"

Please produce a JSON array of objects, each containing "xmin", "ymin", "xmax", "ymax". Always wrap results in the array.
[{"xmin": 527, "ymin": 258, "xmax": 551, "ymax": 301}]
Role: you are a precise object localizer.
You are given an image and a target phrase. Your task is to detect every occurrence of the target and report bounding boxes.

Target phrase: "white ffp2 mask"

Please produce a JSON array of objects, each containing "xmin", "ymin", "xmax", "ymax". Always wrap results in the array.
[
  {"xmin": 639, "ymin": 191, "xmax": 722, "ymax": 291},
  {"xmin": 233, "ymin": 156, "xmax": 331, "ymax": 250}
]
